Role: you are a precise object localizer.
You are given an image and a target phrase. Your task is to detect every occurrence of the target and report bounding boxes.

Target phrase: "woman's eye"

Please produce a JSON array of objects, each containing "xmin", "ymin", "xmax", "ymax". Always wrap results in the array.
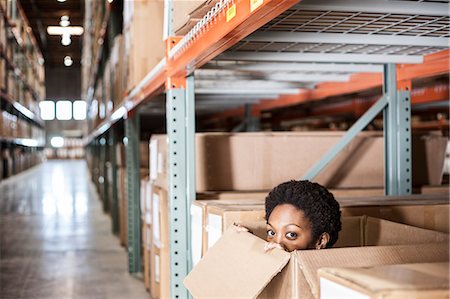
[
  {"xmin": 286, "ymin": 232, "xmax": 297, "ymax": 239},
  {"xmin": 267, "ymin": 230, "xmax": 275, "ymax": 237}
]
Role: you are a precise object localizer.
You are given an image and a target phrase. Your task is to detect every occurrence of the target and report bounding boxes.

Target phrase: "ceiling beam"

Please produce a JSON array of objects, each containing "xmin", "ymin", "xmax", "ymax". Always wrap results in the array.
[
  {"xmin": 295, "ymin": 0, "xmax": 450, "ymax": 17},
  {"xmin": 217, "ymin": 52, "xmax": 424, "ymax": 64},
  {"xmin": 245, "ymin": 32, "xmax": 450, "ymax": 48}
]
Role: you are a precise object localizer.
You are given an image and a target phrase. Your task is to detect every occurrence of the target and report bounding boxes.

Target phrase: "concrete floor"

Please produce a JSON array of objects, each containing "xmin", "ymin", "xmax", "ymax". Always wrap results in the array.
[{"xmin": 0, "ymin": 160, "xmax": 149, "ymax": 299}]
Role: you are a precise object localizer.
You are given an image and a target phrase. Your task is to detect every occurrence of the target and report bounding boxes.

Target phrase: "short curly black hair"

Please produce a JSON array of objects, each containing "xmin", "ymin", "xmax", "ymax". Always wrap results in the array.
[{"xmin": 265, "ymin": 180, "xmax": 341, "ymax": 248}]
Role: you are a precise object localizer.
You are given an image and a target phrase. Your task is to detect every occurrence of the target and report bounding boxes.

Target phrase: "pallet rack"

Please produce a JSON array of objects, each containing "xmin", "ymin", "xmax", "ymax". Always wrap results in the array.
[
  {"xmin": 84, "ymin": 0, "xmax": 449, "ymax": 297},
  {"xmin": 0, "ymin": 0, "xmax": 46, "ymax": 180}
]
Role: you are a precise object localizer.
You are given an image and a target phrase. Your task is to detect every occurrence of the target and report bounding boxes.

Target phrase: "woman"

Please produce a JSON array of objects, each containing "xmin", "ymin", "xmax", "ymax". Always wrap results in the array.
[{"xmin": 237, "ymin": 180, "xmax": 342, "ymax": 252}]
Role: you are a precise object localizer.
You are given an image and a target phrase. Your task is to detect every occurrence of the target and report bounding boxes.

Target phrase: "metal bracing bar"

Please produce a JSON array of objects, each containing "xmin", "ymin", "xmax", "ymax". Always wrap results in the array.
[
  {"xmin": 125, "ymin": 114, "xmax": 141, "ymax": 274},
  {"xmin": 167, "ymin": 87, "xmax": 190, "ymax": 299},
  {"xmin": 196, "ymin": 80, "xmax": 301, "ymax": 89},
  {"xmin": 204, "ymin": 62, "xmax": 384, "ymax": 73},
  {"xmin": 217, "ymin": 52, "xmax": 424, "ymax": 64},
  {"xmin": 302, "ymin": 95, "xmax": 388, "ymax": 181},
  {"xmin": 196, "ymin": 94, "xmax": 279, "ymax": 100},
  {"xmin": 383, "ymin": 65, "xmax": 412, "ymax": 195},
  {"xmin": 246, "ymin": 32, "xmax": 450, "ymax": 48},
  {"xmin": 268, "ymin": 73, "xmax": 351, "ymax": 83},
  {"xmin": 109, "ymin": 128, "xmax": 120, "ymax": 235},
  {"xmin": 195, "ymin": 89, "xmax": 301, "ymax": 95},
  {"xmin": 295, "ymin": 0, "xmax": 450, "ymax": 17},
  {"xmin": 186, "ymin": 75, "xmax": 196, "ymax": 273}
]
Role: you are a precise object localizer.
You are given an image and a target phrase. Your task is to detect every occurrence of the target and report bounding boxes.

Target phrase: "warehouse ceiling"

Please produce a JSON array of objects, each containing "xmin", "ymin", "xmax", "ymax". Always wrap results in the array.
[{"xmin": 18, "ymin": 0, "xmax": 84, "ymax": 67}]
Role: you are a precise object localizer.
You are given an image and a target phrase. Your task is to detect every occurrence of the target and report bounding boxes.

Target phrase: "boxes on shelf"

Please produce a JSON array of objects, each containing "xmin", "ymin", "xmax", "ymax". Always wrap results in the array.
[
  {"xmin": 150, "ymin": 132, "xmax": 447, "ymax": 192},
  {"xmin": 339, "ymin": 194, "xmax": 449, "ymax": 233},
  {"xmin": 123, "ymin": 0, "xmax": 165, "ymax": 92},
  {"xmin": 184, "ymin": 219, "xmax": 449, "ymax": 299},
  {"xmin": 319, "ymin": 262, "xmax": 449, "ymax": 299},
  {"xmin": 117, "ymin": 167, "xmax": 127, "ymax": 246},
  {"xmin": 172, "ymin": 0, "xmax": 215, "ymax": 35},
  {"xmin": 192, "ymin": 200, "xmax": 266, "ymax": 264},
  {"xmin": 110, "ymin": 34, "xmax": 125, "ymax": 107},
  {"xmin": 412, "ymin": 132, "xmax": 448, "ymax": 186},
  {"xmin": 150, "ymin": 184, "xmax": 170, "ymax": 299}
]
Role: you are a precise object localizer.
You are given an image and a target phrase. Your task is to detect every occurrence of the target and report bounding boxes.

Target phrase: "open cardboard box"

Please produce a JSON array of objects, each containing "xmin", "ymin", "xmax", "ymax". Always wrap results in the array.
[
  {"xmin": 184, "ymin": 217, "xmax": 449, "ymax": 299},
  {"xmin": 319, "ymin": 262, "xmax": 449, "ymax": 299}
]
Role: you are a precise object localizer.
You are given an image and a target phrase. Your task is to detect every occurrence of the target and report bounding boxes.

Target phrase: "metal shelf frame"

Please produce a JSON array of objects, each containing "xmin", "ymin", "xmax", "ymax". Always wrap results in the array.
[{"xmin": 83, "ymin": 0, "xmax": 449, "ymax": 296}]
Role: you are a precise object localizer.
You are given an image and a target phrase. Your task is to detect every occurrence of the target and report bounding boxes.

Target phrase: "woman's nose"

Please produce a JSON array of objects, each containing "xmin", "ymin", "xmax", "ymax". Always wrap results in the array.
[{"xmin": 275, "ymin": 235, "xmax": 287, "ymax": 250}]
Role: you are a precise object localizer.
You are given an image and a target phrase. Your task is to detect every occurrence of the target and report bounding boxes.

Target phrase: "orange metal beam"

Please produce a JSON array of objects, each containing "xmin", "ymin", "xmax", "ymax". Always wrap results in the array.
[{"xmin": 167, "ymin": 0, "xmax": 299, "ymax": 78}]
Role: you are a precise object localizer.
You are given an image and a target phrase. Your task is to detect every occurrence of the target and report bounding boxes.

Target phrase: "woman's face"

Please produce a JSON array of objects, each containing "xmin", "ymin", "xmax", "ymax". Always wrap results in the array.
[{"xmin": 266, "ymin": 203, "xmax": 315, "ymax": 252}]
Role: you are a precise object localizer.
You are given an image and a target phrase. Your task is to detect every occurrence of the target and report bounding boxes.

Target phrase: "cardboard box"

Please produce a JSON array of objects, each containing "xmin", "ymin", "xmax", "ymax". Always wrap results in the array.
[
  {"xmin": 143, "ymin": 223, "xmax": 151, "ymax": 291},
  {"xmin": 150, "ymin": 132, "xmax": 446, "ymax": 191},
  {"xmin": 150, "ymin": 185, "xmax": 170, "ymax": 299},
  {"xmin": 339, "ymin": 194, "xmax": 449, "ymax": 233},
  {"xmin": 172, "ymin": 0, "xmax": 214, "ymax": 35},
  {"xmin": 184, "ymin": 224, "xmax": 449, "ymax": 299},
  {"xmin": 319, "ymin": 262, "xmax": 449, "ymax": 299},
  {"xmin": 412, "ymin": 132, "xmax": 448, "ymax": 186},
  {"xmin": 123, "ymin": 0, "xmax": 165, "ymax": 92},
  {"xmin": 117, "ymin": 167, "xmax": 127, "ymax": 246}
]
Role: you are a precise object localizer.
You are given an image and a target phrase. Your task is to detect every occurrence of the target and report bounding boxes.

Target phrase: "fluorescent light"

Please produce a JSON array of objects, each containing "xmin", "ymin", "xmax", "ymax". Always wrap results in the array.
[
  {"xmin": 60, "ymin": 16, "xmax": 70, "ymax": 27},
  {"xmin": 47, "ymin": 26, "xmax": 84, "ymax": 36},
  {"xmin": 64, "ymin": 56, "xmax": 73, "ymax": 66},
  {"xmin": 51, "ymin": 137, "xmax": 64, "ymax": 148},
  {"xmin": 61, "ymin": 33, "xmax": 71, "ymax": 46}
]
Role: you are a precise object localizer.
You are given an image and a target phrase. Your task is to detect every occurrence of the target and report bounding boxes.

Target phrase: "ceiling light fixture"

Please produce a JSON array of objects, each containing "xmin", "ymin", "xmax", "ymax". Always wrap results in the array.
[
  {"xmin": 64, "ymin": 56, "xmax": 73, "ymax": 67},
  {"xmin": 61, "ymin": 33, "xmax": 71, "ymax": 46},
  {"xmin": 60, "ymin": 15, "xmax": 70, "ymax": 27},
  {"xmin": 47, "ymin": 26, "xmax": 84, "ymax": 36}
]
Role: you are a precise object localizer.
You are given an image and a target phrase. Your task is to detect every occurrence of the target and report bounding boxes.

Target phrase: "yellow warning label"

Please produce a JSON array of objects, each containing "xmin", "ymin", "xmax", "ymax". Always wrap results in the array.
[
  {"xmin": 226, "ymin": 4, "xmax": 236, "ymax": 22},
  {"xmin": 250, "ymin": 0, "xmax": 263, "ymax": 12}
]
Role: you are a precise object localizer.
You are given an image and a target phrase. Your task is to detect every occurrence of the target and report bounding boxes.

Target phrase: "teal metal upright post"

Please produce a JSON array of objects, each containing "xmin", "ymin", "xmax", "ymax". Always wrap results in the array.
[
  {"xmin": 166, "ymin": 77, "xmax": 194, "ymax": 298},
  {"xmin": 101, "ymin": 136, "xmax": 110, "ymax": 212},
  {"xmin": 383, "ymin": 64, "xmax": 412, "ymax": 195},
  {"xmin": 109, "ymin": 128, "xmax": 120, "ymax": 234},
  {"xmin": 125, "ymin": 113, "xmax": 141, "ymax": 274},
  {"xmin": 186, "ymin": 75, "xmax": 196, "ymax": 273}
]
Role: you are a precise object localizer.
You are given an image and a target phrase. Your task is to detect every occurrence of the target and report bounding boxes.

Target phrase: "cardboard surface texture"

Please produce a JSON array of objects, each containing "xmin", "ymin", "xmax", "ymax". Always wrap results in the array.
[
  {"xmin": 185, "ymin": 219, "xmax": 449, "ymax": 299},
  {"xmin": 151, "ymin": 132, "xmax": 447, "ymax": 192},
  {"xmin": 339, "ymin": 194, "xmax": 449, "ymax": 233},
  {"xmin": 319, "ymin": 262, "xmax": 449, "ymax": 299}
]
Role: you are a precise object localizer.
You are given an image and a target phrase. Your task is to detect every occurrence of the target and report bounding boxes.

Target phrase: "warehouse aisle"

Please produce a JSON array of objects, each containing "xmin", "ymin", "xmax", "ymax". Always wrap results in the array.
[{"xmin": 0, "ymin": 160, "xmax": 148, "ymax": 299}]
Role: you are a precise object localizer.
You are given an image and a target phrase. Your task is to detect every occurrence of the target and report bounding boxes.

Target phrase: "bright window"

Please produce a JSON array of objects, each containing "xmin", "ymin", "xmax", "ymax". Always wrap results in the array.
[
  {"xmin": 56, "ymin": 100, "xmax": 72, "ymax": 120},
  {"xmin": 73, "ymin": 101, "xmax": 87, "ymax": 120},
  {"xmin": 39, "ymin": 101, "xmax": 55, "ymax": 120}
]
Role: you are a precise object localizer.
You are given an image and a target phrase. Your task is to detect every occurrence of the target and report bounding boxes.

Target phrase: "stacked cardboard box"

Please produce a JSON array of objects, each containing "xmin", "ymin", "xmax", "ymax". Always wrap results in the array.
[
  {"xmin": 319, "ymin": 262, "xmax": 449, "ymax": 298},
  {"xmin": 123, "ymin": 0, "xmax": 165, "ymax": 93},
  {"xmin": 185, "ymin": 218, "xmax": 449, "ymax": 298},
  {"xmin": 150, "ymin": 132, "xmax": 447, "ymax": 191},
  {"xmin": 110, "ymin": 35, "xmax": 126, "ymax": 107},
  {"xmin": 172, "ymin": 0, "xmax": 215, "ymax": 35}
]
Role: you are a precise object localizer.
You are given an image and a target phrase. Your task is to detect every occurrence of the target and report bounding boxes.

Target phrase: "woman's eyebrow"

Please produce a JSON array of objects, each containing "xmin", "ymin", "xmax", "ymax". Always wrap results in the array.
[{"xmin": 287, "ymin": 223, "xmax": 303, "ymax": 230}]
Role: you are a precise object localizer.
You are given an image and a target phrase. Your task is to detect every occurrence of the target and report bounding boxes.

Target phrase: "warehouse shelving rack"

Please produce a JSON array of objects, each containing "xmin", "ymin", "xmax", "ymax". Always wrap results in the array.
[
  {"xmin": 84, "ymin": 0, "xmax": 449, "ymax": 297},
  {"xmin": 0, "ymin": 0, "xmax": 46, "ymax": 180}
]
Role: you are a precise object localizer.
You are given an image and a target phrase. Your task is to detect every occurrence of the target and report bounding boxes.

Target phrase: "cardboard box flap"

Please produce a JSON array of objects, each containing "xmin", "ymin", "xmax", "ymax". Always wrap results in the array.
[
  {"xmin": 184, "ymin": 227, "xmax": 290, "ymax": 299},
  {"xmin": 296, "ymin": 243, "xmax": 449, "ymax": 298},
  {"xmin": 319, "ymin": 262, "xmax": 449, "ymax": 295}
]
